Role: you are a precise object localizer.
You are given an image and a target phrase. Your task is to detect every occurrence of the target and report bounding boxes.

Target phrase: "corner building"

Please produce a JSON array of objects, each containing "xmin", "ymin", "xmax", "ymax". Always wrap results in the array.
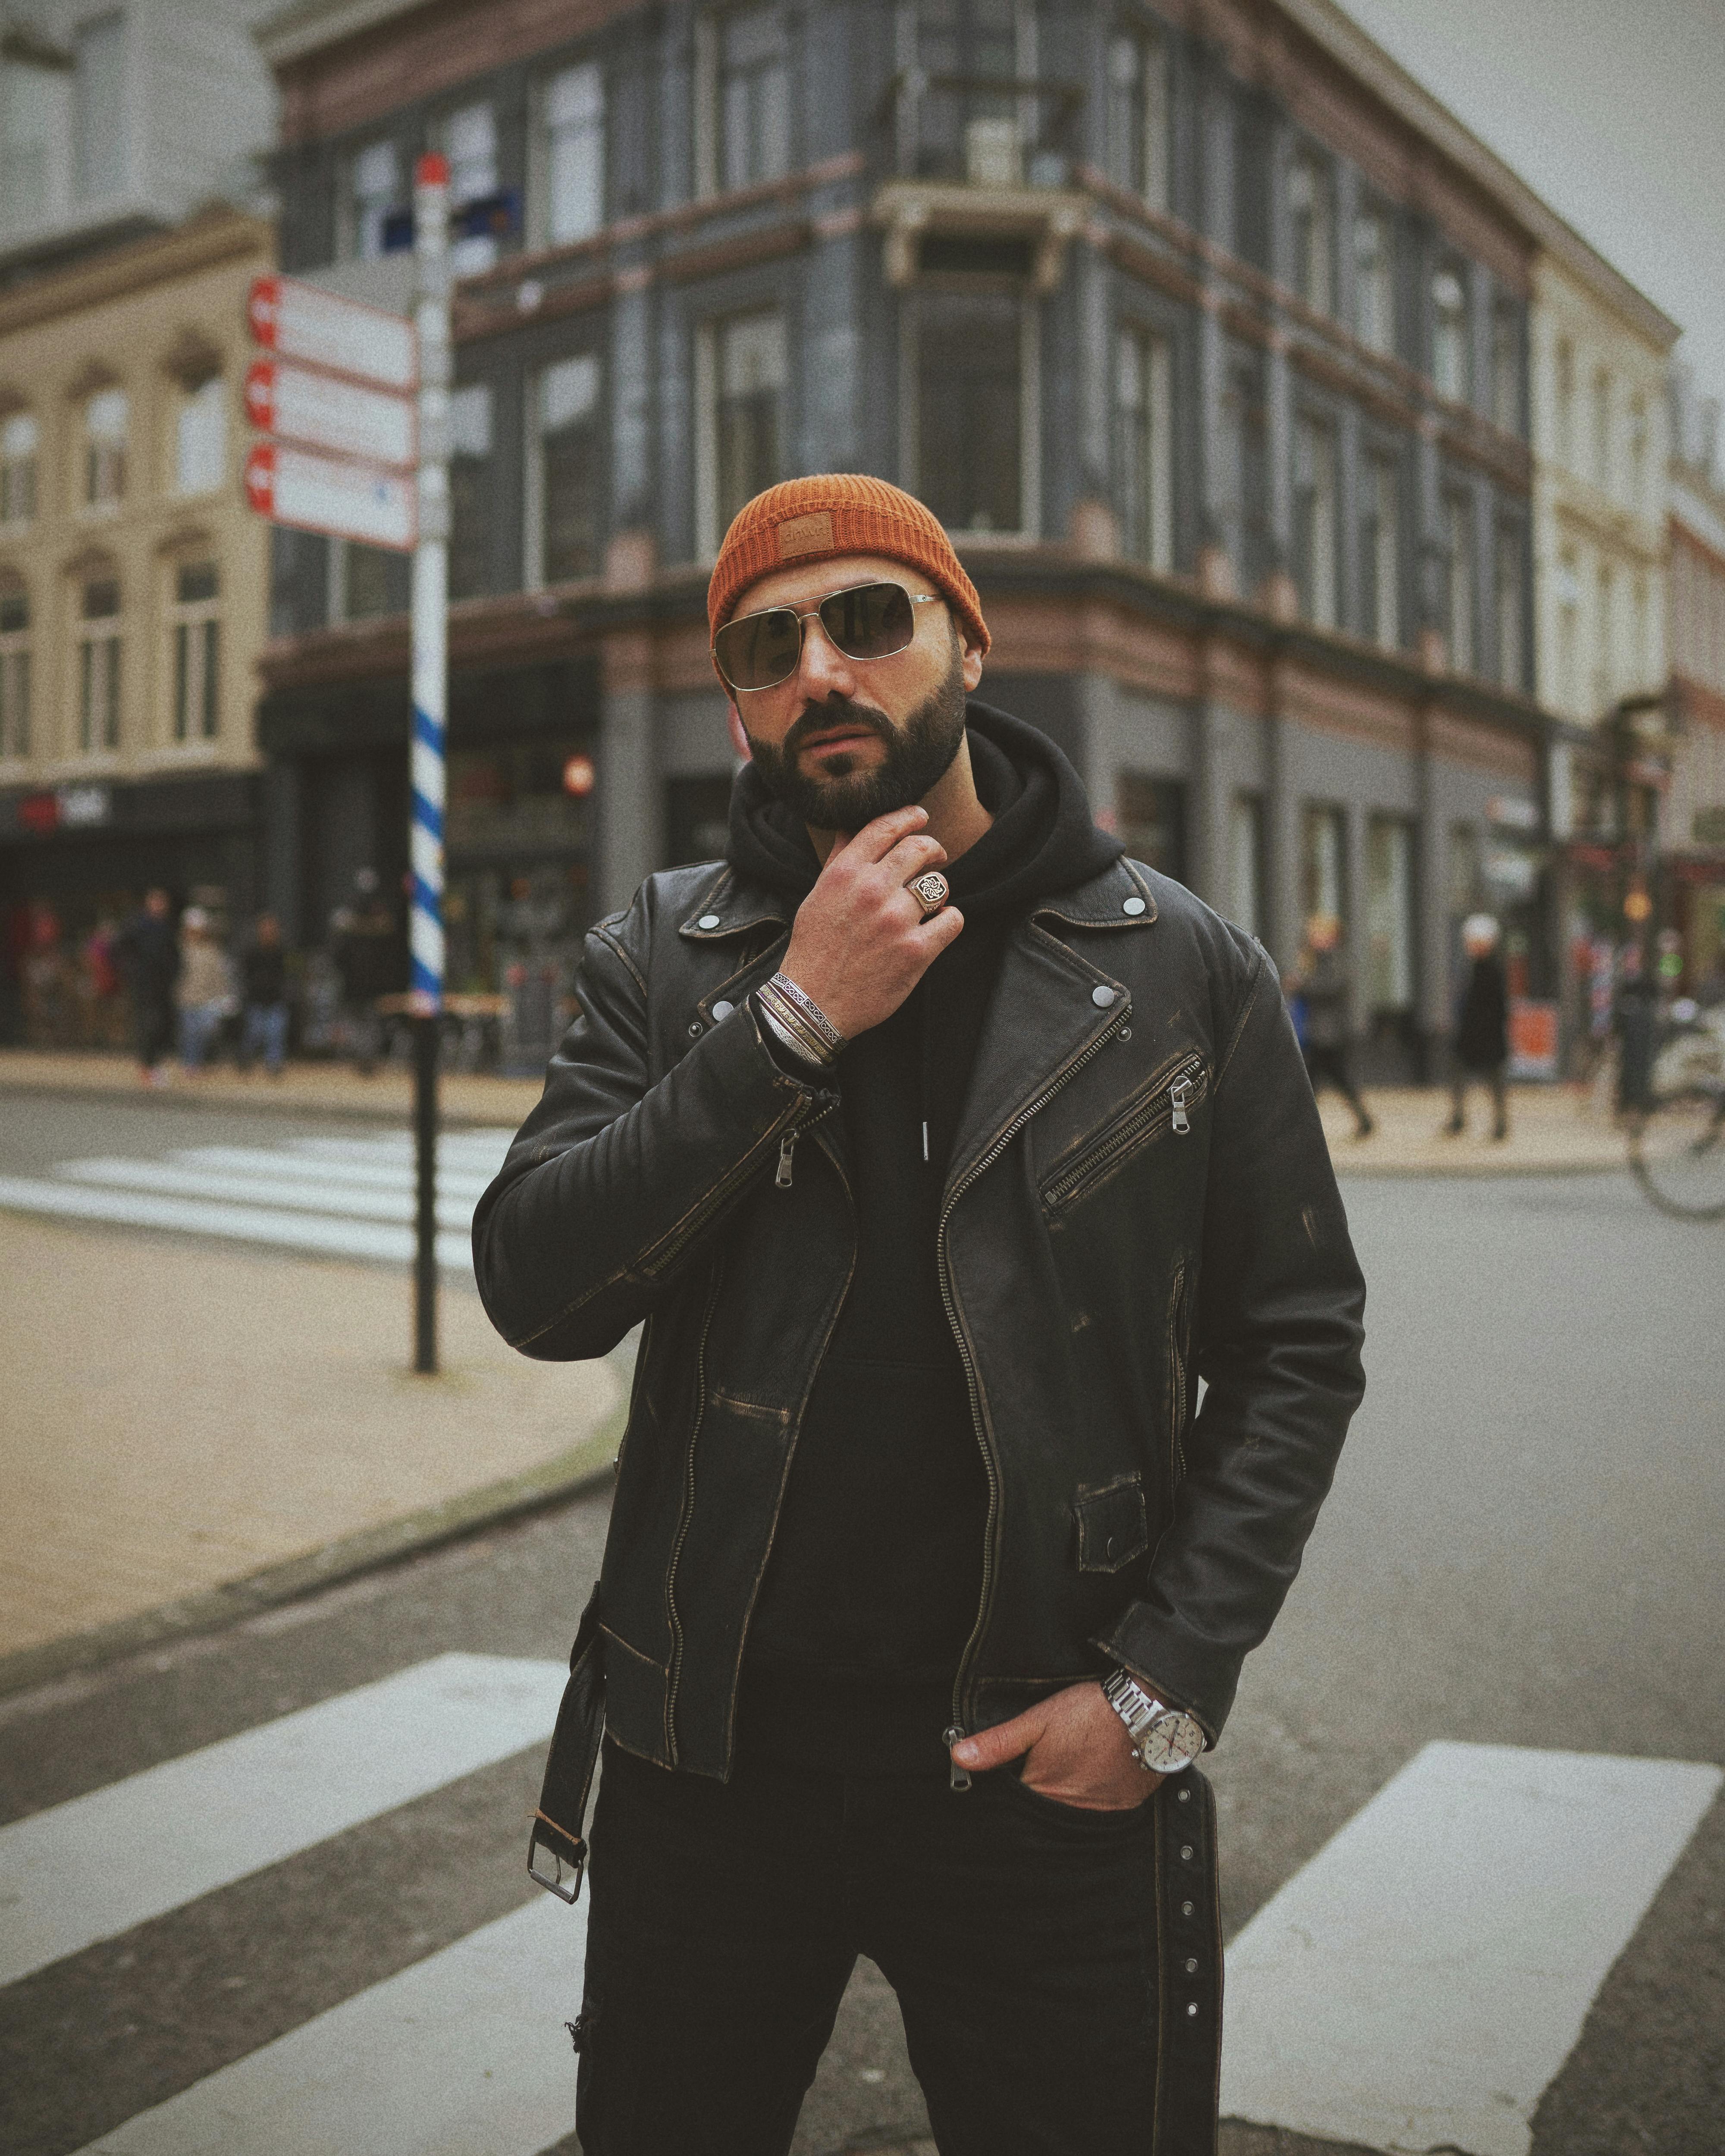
[{"xmin": 256, "ymin": 0, "xmax": 1635, "ymax": 1076}]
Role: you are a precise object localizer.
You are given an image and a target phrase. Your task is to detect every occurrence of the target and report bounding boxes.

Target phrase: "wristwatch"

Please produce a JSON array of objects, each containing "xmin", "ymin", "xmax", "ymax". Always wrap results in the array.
[{"xmin": 1101, "ymin": 1667, "xmax": 1206, "ymax": 1775}]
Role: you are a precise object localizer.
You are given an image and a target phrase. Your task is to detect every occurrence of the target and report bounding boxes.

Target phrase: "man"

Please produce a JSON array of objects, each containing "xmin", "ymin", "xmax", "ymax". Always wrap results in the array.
[
  {"xmin": 475, "ymin": 476, "xmax": 1365, "ymax": 2155},
  {"xmin": 115, "ymin": 887, "xmax": 178, "ymax": 1084},
  {"xmin": 238, "ymin": 913, "xmax": 291, "ymax": 1078},
  {"xmin": 329, "ymin": 868, "xmax": 398, "ymax": 1075},
  {"xmin": 1444, "ymin": 912, "xmax": 1510, "ymax": 1141},
  {"xmin": 1287, "ymin": 912, "xmax": 1374, "ymax": 1139}
]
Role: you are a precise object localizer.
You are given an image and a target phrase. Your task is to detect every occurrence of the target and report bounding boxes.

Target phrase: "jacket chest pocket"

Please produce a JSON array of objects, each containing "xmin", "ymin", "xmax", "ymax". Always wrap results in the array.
[{"xmin": 1040, "ymin": 1053, "xmax": 1208, "ymax": 1215}]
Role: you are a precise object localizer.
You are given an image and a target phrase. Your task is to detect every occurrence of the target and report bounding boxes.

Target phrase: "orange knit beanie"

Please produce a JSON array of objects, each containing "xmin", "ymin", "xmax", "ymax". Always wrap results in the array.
[{"xmin": 707, "ymin": 475, "xmax": 990, "ymax": 661}]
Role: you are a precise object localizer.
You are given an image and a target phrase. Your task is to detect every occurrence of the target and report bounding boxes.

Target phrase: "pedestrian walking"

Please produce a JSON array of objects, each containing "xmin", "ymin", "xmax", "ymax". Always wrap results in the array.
[
  {"xmin": 329, "ymin": 869, "xmax": 398, "ymax": 1075},
  {"xmin": 475, "ymin": 477, "xmax": 1367, "ymax": 2156},
  {"xmin": 1445, "ymin": 913, "xmax": 1510, "ymax": 1141},
  {"xmin": 238, "ymin": 914, "xmax": 291, "ymax": 1077},
  {"xmin": 1287, "ymin": 912, "xmax": 1374, "ymax": 1137},
  {"xmin": 174, "ymin": 908, "xmax": 234, "ymax": 1075},
  {"xmin": 115, "ymin": 888, "xmax": 179, "ymax": 1084}
]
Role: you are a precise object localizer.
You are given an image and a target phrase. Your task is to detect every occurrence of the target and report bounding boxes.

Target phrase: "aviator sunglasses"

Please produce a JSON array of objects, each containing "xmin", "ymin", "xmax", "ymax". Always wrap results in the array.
[{"xmin": 712, "ymin": 580, "xmax": 942, "ymax": 693}]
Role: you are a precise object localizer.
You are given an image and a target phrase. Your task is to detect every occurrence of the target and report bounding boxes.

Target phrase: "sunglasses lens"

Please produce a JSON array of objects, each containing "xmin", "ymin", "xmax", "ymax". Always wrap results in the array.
[
  {"xmin": 820, "ymin": 583, "xmax": 913, "ymax": 661},
  {"xmin": 715, "ymin": 607, "xmax": 802, "ymax": 691}
]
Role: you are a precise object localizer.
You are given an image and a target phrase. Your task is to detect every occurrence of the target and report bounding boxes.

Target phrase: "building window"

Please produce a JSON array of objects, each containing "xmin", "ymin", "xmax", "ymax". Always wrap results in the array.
[
  {"xmin": 1117, "ymin": 771, "xmax": 1186, "ymax": 884},
  {"xmin": 170, "ymin": 561, "xmax": 219, "ymax": 743},
  {"xmin": 1360, "ymin": 451, "xmax": 1399, "ymax": 650},
  {"xmin": 1628, "ymin": 393, "xmax": 1647, "ymax": 512},
  {"xmin": 1592, "ymin": 369, "xmax": 1612, "ymax": 493},
  {"xmin": 1431, "ymin": 265, "xmax": 1471, "ymax": 403},
  {"xmin": 913, "ymin": 291, "xmax": 1028, "ymax": 535},
  {"xmin": 542, "ymin": 62, "xmax": 604, "ymax": 244},
  {"xmin": 347, "ymin": 139, "xmax": 400, "ymax": 262},
  {"xmin": 1445, "ymin": 493, "xmax": 1474, "ymax": 674},
  {"xmin": 1301, "ymin": 803, "xmax": 1346, "ymax": 924},
  {"xmin": 340, "ymin": 543, "xmax": 405, "ymax": 622},
  {"xmin": 0, "ymin": 580, "xmax": 29, "ymax": 758},
  {"xmin": 708, "ymin": 4, "xmax": 790, "ymax": 194},
  {"xmin": 78, "ymin": 576, "xmax": 121, "ymax": 752},
  {"xmin": 1353, "ymin": 207, "xmax": 1394, "ymax": 355},
  {"xmin": 1287, "ymin": 150, "xmax": 1333, "ymax": 314},
  {"xmin": 1, "ymin": 53, "xmax": 72, "ymax": 232},
  {"xmin": 1491, "ymin": 302, "xmax": 1520, "ymax": 434},
  {"xmin": 535, "ymin": 353, "xmax": 604, "ymax": 584},
  {"xmin": 1218, "ymin": 358, "xmax": 1267, "ymax": 593},
  {"xmin": 0, "ymin": 411, "xmax": 38, "ymax": 527},
  {"xmin": 83, "ymin": 387, "xmax": 127, "ymax": 508},
  {"xmin": 1632, "ymin": 573, "xmax": 1649, "ymax": 687},
  {"xmin": 1365, "ymin": 815, "xmax": 1415, "ymax": 1013},
  {"xmin": 1292, "ymin": 414, "xmax": 1338, "ymax": 629},
  {"xmin": 441, "ymin": 101, "xmax": 499, "ymax": 276},
  {"xmin": 1556, "ymin": 546, "xmax": 1580, "ymax": 712},
  {"xmin": 449, "ymin": 383, "xmax": 493, "ymax": 601},
  {"xmin": 74, "ymin": 13, "xmax": 126, "ymax": 203},
  {"xmin": 1115, "ymin": 324, "xmax": 1170, "ymax": 570},
  {"xmin": 1105, "ymin": 27, "xmax": 1168, "ymax": 211},
  {"xmin": 1494, "ymin": 527, "xmax": 1524, "ymax": 692},
  {"xmin": 174, "ymin": 376, "xmax": 225, "ymax": 496},
  {"xmin": 1228, "ymin": 793, "xmax": 1264, "ymax": 938},
  {"xmin": 696, "ymin": 310, "xmax": 785, "ymax": 558},
  {"xmin": 1594, "ymin": 561, "xmax": 1615, "ymax": 711}
]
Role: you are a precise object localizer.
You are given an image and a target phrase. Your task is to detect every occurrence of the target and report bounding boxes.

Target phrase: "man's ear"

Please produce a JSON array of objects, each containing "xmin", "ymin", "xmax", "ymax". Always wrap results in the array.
[
  {"xmin": 960, "ymin": 635, "xmax": 985, "ymax": 695},
  {"xmin": 727, "ymin": 704, "xmax": 752, "ymax": 761}
]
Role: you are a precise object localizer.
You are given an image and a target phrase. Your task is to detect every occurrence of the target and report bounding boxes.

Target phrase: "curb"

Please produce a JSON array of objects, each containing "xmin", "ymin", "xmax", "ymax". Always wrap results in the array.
[{"xmin": 0, "ymin": 1387, "xmax": 630, "ymax": 1707}]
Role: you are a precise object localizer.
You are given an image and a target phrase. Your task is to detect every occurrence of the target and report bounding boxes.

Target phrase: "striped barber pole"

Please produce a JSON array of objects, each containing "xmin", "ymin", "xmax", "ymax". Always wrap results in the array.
[{"xmin": 409, "ymin": 152, "xmax": 451, "ymax": 1017}]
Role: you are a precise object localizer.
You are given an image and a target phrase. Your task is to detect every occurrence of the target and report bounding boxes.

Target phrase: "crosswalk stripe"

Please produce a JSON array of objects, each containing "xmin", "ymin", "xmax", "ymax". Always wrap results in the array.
[
  {"xmin": 1220, "ymin": 1740, "xmax": 1722, "ymax": 2156},
  {"xmin": 0, "ymin": 1654, "xmax": 566, "ymax": 1989},
  {"xmin": 0, "ymin": 1173, "xmax": 475, "ymax": 1269},
  {"xmin": 59, "ymin": 1156, "xmax": 481, "ymax": 1229},
  {"xmin": 71, "ymin": 1893, "xmax": 586, "ymax": 2156},
  {"xmin": 177, "ymin": 1145, "xmax": 499, "ymax": 1196}
]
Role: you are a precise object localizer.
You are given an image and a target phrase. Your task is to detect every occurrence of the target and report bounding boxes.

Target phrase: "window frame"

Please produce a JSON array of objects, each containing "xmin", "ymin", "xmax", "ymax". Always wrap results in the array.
[
  {"xmin": 0, "ymin": 576, "xmax": 31, "ymax": 761},
  {"xmin": 526, "ymin": 349, "xmax": 605, "ymax": 589},
  {"xmin": 344, "ymin": 137, "xmax": 401, "ymax": 263},
  {"xmin": 1352, "ymin": 204, "xmax": 1396, "ymax": 357},
  {"xmin": 168, "ymin": 560, "xmax": 221, "ymax": 745},
  {"xmin": 172, "ymin": 375, "xmax": 226, "ymax": 498},
  {"xmin": 1430, "ymin": 260, "xmax": 1471, "ymax": 405},
  {"xmin": 0, "ymin": 410, "xmax": 39, "ymax": 529},
  {"xmin": 1104, "ymin": 19, "xmax": 1169, "ymax": 212},
  {"xmin": 696, "ymin": 307, "xmax": 788, "ymax": 561},
  {"xmin": 902, "ymin": 284, "xmax": 1039, "ymax": 542},
  {"xmin": 1292, "ymin": 409, "xmax": 1339, "ymax": 630},
  {"xmin": 1286, "ymin": 147, "xmax": 1334, "ymax": 317},
  {"xmin": 82, "ymin": 386, "xmax": 128, "ymax": 511},
  {"xmin": 1493, "ymin": 523, "xmax": 1525, "ymax": 693},
  {"xmin": 697, "ymin": 3, "xmax": 792, "ymax": 199},
  {"xmin": 1115, "ymin": 319, "xmax": 1172, "ymax": 572},
  {"xmin": 534, "ymin": 58, "xmax": 606, "ymax": 248},
  {"xmin": 77, "ymin": 574, "xmax": 122, "ymax": 756},
  {"xmin": 1445, "ymin": 490, "xmax": 1476, "ymax": 676},
  {"xmin": 1358, "ymin": 446, "xmax": 1401, "ymax": 652}
]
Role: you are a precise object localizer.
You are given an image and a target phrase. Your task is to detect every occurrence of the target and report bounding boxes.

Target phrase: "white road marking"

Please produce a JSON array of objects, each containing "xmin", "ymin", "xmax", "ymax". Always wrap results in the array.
[
  {"xmin": 72, "ymin": 1892, "xmax": 587, "ymax": 2156},
  {"xmin": 1220, "ymin": 1740, "xmax": 1722, "ymax": 2156},
  {"xmin": 58, "ymin": 1156, "xmax": 481, "ymax": 1229},
  {"xmin": 177, "ymin": 1145, "xmax": 498, "ymax": 1195},
  {"xmin": 0, "ymin": 1654, "xmax": 566, "ymax": 1988},
  {"xmin": 0, "ymin": 1172, "xmax": 474, "ymax": 1269}
]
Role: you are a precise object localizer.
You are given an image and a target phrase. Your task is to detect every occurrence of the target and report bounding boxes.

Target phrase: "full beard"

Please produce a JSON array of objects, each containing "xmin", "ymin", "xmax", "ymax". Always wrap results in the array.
[{"xmin": 743, "ymin": 644, "xmax": 969, "ymax": 833}]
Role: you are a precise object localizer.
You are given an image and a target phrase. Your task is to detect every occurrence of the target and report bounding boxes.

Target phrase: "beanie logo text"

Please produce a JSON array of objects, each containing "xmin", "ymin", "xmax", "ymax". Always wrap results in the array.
[{"xmin": 775, "ymin": 511, "xmax": 835, "ymax": 558}]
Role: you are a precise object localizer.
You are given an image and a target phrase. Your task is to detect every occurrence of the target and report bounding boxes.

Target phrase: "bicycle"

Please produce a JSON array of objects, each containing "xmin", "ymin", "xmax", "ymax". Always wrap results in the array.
[{"xmin": 1627, "ymin": 999, "xmax": 1725, "ymax": 1221}]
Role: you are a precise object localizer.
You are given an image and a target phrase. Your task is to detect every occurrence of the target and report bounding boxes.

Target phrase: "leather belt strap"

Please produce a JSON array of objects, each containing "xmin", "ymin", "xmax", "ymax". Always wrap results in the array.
[{"xmin": 527, "ymin": 1586, "xmax": 605, "ymax": 1905}]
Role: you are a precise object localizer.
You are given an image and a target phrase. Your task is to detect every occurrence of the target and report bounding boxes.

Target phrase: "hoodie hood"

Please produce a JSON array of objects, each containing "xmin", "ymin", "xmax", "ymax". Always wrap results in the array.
[{"xmin": 726, "ymin": 699, "xmax": 1122, "ymax": 913}]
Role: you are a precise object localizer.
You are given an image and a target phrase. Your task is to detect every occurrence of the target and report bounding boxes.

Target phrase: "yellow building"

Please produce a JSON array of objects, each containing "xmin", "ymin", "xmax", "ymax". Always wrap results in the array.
[{"xmin": 0, "ymin": 205, "xmax": 274, "ymax": 1041}]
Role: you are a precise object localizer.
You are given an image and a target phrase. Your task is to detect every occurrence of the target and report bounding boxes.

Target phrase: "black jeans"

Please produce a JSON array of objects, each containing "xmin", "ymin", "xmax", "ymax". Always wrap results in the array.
[{"xmin": 573, "ymin": 1738, "xmax": 1221, "ymax": 2156}]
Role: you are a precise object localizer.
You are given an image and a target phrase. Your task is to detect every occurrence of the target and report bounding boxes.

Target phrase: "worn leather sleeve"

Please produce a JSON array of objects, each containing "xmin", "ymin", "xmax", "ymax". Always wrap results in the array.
[
  {"xmin": 1099, "ymin": 939, "xmax": 1367, "ymax": 1740},
  {"xmin": 471, "ymin": 896, "xmax": 833, "ymax": 1362}
]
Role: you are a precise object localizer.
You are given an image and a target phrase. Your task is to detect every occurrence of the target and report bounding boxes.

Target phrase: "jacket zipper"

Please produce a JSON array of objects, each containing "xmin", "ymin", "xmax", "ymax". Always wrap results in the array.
[
  {"xmin": 1040, "ymin": 1053, "xmax": 1207, "ymax": 1213},
  {"xmin": 940, "ymin": 998, "xmax": 1131, "ymax": 1783},
  {"xmin": 643, "ymin": 1097, "xmax": 831, "ymax": 1275},
  {"xmin": 1167, "ymin": 1266, "xmax": 1189, "ymax": 1495},
  {"xmin": 662, "ymin": 1261, "xmax": 724, "ymax": 1764}
]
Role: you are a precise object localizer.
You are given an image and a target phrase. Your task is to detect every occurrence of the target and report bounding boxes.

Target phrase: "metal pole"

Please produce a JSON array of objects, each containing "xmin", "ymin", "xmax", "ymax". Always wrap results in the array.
[{"xmin": 410, "ymin": 152, "xmax": 450, "ymax": 1375}]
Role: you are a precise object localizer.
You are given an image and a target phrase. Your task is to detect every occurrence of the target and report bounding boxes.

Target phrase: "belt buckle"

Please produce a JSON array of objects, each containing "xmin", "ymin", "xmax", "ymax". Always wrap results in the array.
[{"xmin": 527, "ymin": 1817, "xmax": 586, "ymax": 1905}]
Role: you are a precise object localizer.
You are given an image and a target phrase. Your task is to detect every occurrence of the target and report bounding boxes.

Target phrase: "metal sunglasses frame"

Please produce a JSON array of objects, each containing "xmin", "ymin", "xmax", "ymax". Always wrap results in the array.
[{"xmin": 713, "ymin": 580, "xmax": 944, "ymax": 693}]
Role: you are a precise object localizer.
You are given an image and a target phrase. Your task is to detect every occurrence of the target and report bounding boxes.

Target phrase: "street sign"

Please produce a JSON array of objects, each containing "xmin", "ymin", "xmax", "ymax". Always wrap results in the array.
[
  {"xmin": 247, "ymin": 273, "xmax": 417, "ymax": 392},
  {"xmin": 245, "ymin": 357, "xmax": 417, "ymax": 471},
  {"xmin": 245, "ymin": 442, "xmax": 417, "ymax": 552}
]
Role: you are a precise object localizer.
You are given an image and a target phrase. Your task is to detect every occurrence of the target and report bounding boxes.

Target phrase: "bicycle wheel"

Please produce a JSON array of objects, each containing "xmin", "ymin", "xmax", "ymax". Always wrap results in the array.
[{"xmin": 1630, "ymin": 1088, "xmax": 1725, "ymax": 1220}]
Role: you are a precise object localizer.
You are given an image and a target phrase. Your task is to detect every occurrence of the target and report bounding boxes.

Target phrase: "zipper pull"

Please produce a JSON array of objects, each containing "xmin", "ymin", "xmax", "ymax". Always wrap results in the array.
[
  {"xmin": 1170, "ymin": 1078, "xmax": 1192, "ymax": 1136},
  {"xmin": 775, "ymin": 1135, "xmax": 797, "ymax": 1189},
  {"xmin": 943, "ymin": 1724, "xmax": 972, "ymax": 1791}
]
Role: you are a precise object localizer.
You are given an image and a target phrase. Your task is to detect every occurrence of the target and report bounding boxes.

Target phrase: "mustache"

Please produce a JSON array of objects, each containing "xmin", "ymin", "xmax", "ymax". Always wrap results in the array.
[{"xmin": 781, "ymin": 697, "xmax": 892, "ymax": 755}]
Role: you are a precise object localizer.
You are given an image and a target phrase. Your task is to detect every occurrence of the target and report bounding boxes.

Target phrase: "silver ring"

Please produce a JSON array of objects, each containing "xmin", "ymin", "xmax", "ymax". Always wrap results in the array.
[{"xmin": 908, "ymin": 869, "xmax": 950, "ymax": 919}]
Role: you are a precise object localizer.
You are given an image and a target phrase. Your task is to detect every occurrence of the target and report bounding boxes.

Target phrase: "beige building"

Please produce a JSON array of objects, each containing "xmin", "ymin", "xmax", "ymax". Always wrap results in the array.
[
  {"xmin": 1665, "ymin": 375, "xmax": 1725, "ymax": 988},
  {"xmin": 0, "ymin": 207, "xmax": 274, "ymax": 1037}
]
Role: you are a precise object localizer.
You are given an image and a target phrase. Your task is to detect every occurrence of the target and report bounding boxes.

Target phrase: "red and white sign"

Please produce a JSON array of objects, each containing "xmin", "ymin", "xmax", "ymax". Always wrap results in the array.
[
  {"xmin": 245, "ymin": 357, "xmax": 416, "ymax": 471},
  {"xmin": 247, "ymin": 274, "xmax": 417, "ymax": 392},
  {"xmin": 245, "ymin": 442, "xmax": 416, "ymax": 552}
]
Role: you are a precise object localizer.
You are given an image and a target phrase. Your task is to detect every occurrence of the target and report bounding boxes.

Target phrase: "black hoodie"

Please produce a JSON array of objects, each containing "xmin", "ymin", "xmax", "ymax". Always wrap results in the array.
[{"xmin": 728, "ymin": 702, "xmax": 1123, "ymax": 1774}]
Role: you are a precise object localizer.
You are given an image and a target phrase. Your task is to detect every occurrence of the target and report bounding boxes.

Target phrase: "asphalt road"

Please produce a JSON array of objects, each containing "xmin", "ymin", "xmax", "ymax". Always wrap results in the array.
[{"xmin": 1, "ymin": 1094, "xmax": 1721, "ymax": 2156}]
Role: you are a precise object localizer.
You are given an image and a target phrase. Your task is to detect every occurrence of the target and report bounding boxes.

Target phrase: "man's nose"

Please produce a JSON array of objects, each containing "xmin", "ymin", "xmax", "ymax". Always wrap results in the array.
[{"xmin": 795, "ymin": 612, "xmax": 859, "ymax": 702}]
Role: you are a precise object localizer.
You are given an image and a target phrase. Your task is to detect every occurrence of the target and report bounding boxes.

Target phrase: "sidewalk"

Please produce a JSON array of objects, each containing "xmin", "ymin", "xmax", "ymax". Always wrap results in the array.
[
  {"xmin": 0, "ymin": 1046, "xmax": 1631, "ymax": 1175},
  {"xmin": 0, "ymin": 1212, "xmax": 626, "ymax": 1696}
]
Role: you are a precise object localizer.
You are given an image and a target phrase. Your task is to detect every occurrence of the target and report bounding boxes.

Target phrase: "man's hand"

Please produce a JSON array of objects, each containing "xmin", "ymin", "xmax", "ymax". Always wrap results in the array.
[
  {"xmin": 780, "ymin": 807, "xmax": 965, "ymax": 1039},
  {"xmin": 950, "ymin": 1683, "xmax": 1162, "ymax": 1811}
]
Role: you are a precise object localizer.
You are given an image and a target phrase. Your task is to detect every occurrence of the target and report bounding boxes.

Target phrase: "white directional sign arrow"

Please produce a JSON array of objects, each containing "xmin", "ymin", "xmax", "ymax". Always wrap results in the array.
[
  {"xmin": 247, "ymin": 273, "xmax": 417, "ymax": 392},
  {"xmin": 245, "ymin": 357, "xmax": 417, "ymax": 471},
  {"xmin": 245, "ymin": 441, "xmax": 417, "ymax": 552}
]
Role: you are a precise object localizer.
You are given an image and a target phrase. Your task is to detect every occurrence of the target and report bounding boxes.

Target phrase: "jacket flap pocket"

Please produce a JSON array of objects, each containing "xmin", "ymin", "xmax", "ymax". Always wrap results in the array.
[{"xmin": 1073, "ymin": 1477, "xmax": 1149, "ymax": 1573}]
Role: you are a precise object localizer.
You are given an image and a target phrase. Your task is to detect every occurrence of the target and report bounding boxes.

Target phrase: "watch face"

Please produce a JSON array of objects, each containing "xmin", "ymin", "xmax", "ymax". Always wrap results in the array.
[{"xmin": 1141, "ymin": 1711, "xmax": 1204, "ymax": 1773}]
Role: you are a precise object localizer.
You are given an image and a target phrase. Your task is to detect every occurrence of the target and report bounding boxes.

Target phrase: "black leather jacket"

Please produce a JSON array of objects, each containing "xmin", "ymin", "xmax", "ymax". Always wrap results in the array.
[{"xmin": 474, "ymin": 853, "xmax": 1365, "ymax": 1777}]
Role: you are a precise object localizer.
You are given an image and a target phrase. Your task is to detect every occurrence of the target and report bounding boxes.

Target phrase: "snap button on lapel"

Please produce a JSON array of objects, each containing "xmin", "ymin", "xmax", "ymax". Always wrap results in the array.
[
  {"xmin": 1122, "ymin": 895, "xmax": 1146, "ymax": 916},
  {"xmin": 696, "ymin": 913, "xmax": 721, "ymax": 930},
  {"xmin": 712, "ymin": 1000, "xmax": 735, "ymax": 1022},
  {"xmin": 1091, "ymin": 984, "xmax": 1117, "ymax": 1008}
]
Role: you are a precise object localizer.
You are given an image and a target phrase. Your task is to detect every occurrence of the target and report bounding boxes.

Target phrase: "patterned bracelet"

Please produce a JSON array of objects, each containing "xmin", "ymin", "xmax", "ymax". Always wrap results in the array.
[{"xmin": 757, "ymin": 973, "xmax": 846, "ymax": 1067}]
